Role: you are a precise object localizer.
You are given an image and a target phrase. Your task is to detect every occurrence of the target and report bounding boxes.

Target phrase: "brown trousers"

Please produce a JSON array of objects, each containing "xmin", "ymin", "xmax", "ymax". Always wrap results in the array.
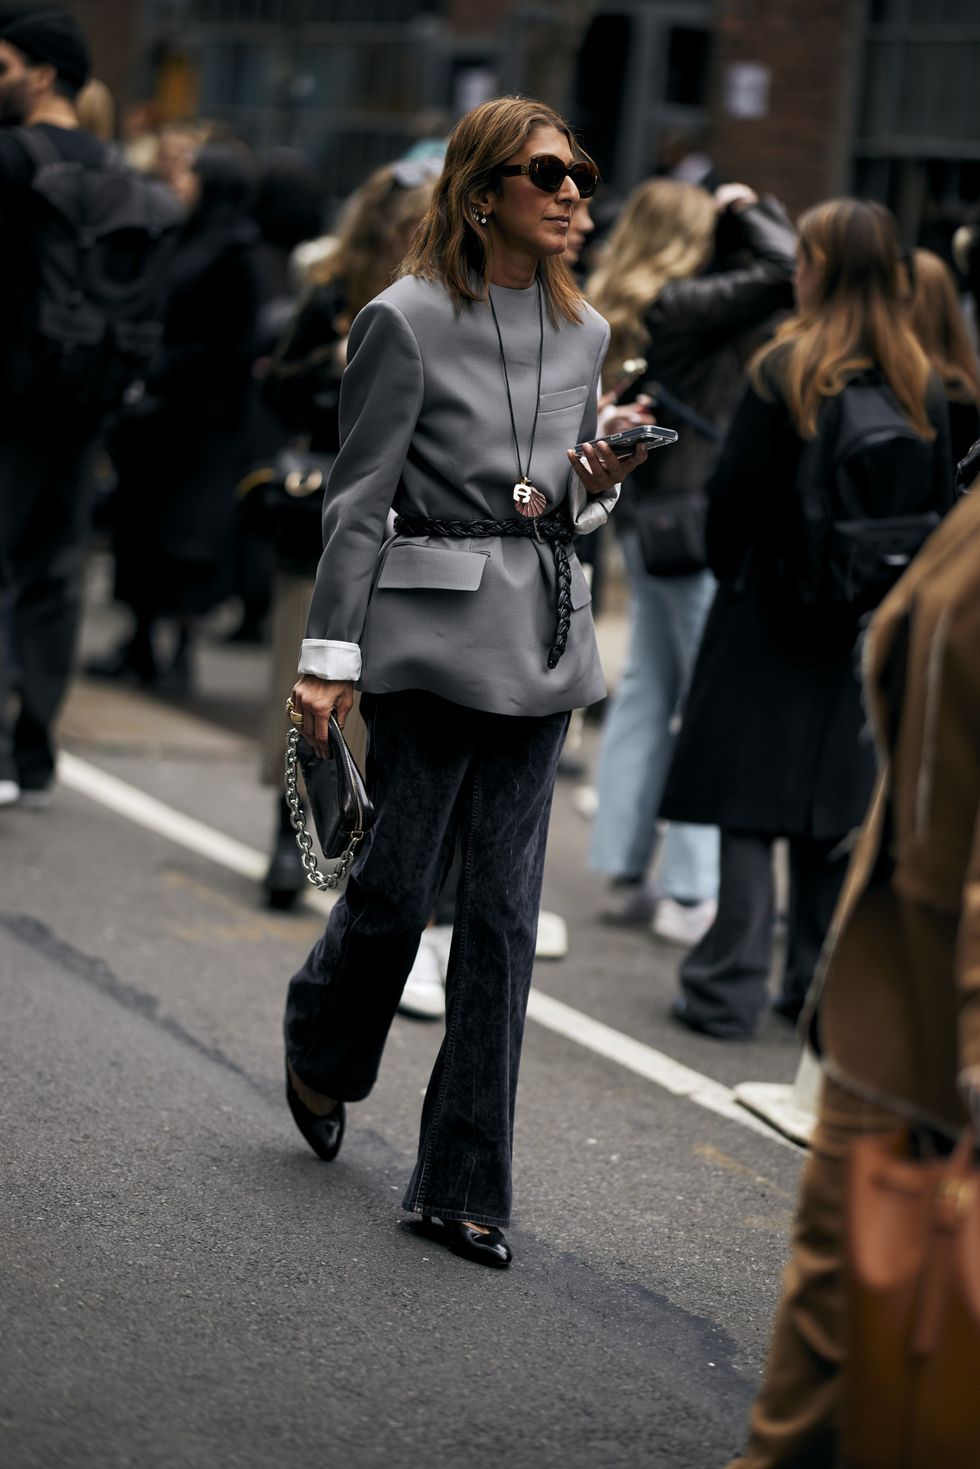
[{"xmin": 726, "ymin": 1078, "xmax": 899, "ymax": 1469}]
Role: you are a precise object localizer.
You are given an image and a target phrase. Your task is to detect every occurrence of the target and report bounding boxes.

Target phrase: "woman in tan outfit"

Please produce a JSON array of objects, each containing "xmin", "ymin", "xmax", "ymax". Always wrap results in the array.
[{"xmin": 727, "ymin": 462, "xmax": 980, "ymax": 1463}]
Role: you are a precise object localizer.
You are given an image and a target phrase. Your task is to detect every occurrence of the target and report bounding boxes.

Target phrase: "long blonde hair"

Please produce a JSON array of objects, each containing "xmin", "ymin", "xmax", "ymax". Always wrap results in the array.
[
  {"xmin": 400, "ymin": 95, "xmax": 588, "ymax": 327},
  {"xmin": 753, "ymin": 199, "xmax": 934, "ymax": 440},
  {"xmin": 588, "ymin": 178, "xmax": 716, "ymax": 383},
  {"xmin": 314, "ymin": 164, "xmax": 436, "ymax": 331},
  {"xmin": 909, "ymin": 248, "xmax": 980, "ymax": 406}
]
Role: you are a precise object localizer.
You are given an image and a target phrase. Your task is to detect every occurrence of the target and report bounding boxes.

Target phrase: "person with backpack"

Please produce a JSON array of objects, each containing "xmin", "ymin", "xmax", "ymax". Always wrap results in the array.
[
  {"xmin": 585, "ymin": 179, "xmax": 796, "ymax": 942},
  {"xmin": 661, "ymin": 198, "xmax": 955, "ymax": 1039},
  {"xmin": 0, "ymin": 10, "xmax": 180, "ymax": 807}
]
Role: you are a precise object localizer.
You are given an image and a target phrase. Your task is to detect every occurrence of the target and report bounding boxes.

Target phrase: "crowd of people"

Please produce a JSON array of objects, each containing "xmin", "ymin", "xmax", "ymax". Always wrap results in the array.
[{"xmin": 2, "ymin": 8, "xmax": 980, "ymax": 1460}]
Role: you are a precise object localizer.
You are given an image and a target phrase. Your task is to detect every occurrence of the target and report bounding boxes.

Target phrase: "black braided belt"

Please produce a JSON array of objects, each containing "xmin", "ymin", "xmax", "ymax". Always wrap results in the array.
[{"xmin": 392, "ymin": 508, "xmax": 574, "ymax": 669}]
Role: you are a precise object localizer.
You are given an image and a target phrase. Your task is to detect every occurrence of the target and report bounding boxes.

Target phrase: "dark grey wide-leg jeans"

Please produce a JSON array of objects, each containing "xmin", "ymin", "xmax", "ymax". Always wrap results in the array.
[{"xmin": 284, "ymin": 689, "xmax": 569, "ymax": 1227}]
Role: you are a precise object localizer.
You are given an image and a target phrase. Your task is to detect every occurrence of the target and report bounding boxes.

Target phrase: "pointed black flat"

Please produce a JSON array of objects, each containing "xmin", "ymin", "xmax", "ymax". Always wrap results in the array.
[
  {"xmin": 420, "ymin": 1216, "xmax": 513, "ymax": 1268},
  {"xmin": 285, "ymin": 1064, "xmax": 345, "ymax": 1162}
]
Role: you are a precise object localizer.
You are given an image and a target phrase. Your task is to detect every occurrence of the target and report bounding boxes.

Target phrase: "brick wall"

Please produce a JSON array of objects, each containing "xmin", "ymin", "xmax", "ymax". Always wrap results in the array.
[{"xmin": 707, "ymin": 0, "xmax": 864, "ymax": 219}]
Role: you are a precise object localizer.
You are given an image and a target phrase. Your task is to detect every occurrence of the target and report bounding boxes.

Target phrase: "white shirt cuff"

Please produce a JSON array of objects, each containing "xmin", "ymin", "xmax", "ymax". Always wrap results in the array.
[
  {"xmin": 569, "ymin": 476, "xmax": 620, "ymax": 533},
  {"xmin": 298, "ymin": 639, "xmax": 362, "ymax": 681}
]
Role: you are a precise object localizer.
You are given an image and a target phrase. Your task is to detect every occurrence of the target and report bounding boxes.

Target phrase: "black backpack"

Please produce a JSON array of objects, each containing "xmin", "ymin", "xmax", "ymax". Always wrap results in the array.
[
  {"xmin": 11, "ymin": 127, "xmax": 183, "ymax": 411},
  {"xmin": 781, "ymin": 373, "xmax": 941, "ymax": 626}
]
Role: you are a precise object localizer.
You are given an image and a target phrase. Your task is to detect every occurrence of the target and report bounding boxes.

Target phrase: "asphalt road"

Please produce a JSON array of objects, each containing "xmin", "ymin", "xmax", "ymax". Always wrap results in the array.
[{"xmin": 0, "ymin": 600, "xmax": 807, "ymax": 1469}]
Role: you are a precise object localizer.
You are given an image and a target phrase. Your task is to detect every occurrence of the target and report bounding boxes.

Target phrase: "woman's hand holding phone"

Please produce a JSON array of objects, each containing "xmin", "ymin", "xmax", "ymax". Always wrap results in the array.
[{"xmin": 567, "ymin": 436, "xmax": 649, "ymax": 493}]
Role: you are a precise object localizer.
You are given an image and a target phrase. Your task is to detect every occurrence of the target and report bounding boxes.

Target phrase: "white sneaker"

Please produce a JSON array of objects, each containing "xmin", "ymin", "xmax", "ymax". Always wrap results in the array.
[
  {"xmin": 535, "ymin": 909, "xmax": 569, "ymax": 960},
  {"xmin": 0, "ymin": 779, "xmax": 20, "ymax": 806},
  {"xmin": 398, "ymin": 933, "xmax": 446, "ymax": 1020},
  {"xmin": 424, "ymin": 924, "xmax": 454, "ymax": 974},
  {"xmin": 652, "ymin": 897, "xmax": 717, "ymax": 948}
]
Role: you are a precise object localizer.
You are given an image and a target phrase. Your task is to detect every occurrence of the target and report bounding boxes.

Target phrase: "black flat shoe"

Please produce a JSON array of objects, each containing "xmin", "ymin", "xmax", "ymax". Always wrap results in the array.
[
  {"xmin": 771, "ymin": 994, "xmax": 806, "ymax": 1025},
  {"xmin": 285, "ymin": 1064, "xmax": 345, "ymax": 1162},
  {"xmin": 670, "ymin": 996, "xmax": 754, "ymax": 1041},
  {"xmin": 420, "ymin": 1216, "xmax": 513, "ymax": 1268}
]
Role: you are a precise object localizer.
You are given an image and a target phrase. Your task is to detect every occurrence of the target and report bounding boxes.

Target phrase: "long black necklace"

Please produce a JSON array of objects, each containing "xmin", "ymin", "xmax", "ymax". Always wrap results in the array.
[{"xmin": 488, "ymin": 277, "xmax": 547, "ymax": 519}]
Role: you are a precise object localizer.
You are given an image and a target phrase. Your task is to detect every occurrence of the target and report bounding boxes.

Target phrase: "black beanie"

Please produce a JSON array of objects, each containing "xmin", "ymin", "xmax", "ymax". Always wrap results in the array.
[{"xmin": 1, "ymin": 10, "xmax": 92, "ymax": 91}]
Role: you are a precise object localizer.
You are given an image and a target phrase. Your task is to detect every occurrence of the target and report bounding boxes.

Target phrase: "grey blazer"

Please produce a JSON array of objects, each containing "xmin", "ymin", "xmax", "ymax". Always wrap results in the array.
[{"xmin": 298, "ymin": 272, "xmax": 615, "ymax": 716}]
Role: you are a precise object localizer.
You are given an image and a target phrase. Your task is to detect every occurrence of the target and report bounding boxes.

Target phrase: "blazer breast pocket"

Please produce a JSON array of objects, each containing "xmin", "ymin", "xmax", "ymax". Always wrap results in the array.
[
  {"xmin": 539, "ymin": 385, "xmax": 589, "ymax": 415},
  {"xmin": 376, "ymin": 542, "xmax": 489, "ymax": 592}
]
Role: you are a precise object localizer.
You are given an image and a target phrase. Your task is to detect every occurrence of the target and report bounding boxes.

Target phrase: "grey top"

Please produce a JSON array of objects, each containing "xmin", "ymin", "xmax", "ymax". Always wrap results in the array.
[{"xmin": 298, "ymin": 272, "xmax": 615, "ymax": 716}]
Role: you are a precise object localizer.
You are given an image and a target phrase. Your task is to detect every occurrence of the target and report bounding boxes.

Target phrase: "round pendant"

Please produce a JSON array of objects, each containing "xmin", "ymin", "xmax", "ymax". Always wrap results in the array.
[{"xmin": 513, "ymin": 479, "xmax": 547, "ymax": 518}]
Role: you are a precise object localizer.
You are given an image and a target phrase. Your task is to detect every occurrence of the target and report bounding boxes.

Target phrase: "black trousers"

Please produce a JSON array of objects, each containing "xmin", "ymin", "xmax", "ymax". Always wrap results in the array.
[
  {"xmin": 0, "ymin": 408, "xmax": 98, "ymax": 788},
  {"xmin": 284, "ymin": 689, "xmax": 569, "ymax": 1227},
  {"xmin": 677, "ymin": 831, "xmax": 848, "ymax": 1038}
]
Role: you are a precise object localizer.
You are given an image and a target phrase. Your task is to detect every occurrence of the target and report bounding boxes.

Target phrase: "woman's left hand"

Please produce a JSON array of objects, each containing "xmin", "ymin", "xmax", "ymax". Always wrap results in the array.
[{"xmin": 567, "ymin": 438, "xmax": 648, "ymax": 496}]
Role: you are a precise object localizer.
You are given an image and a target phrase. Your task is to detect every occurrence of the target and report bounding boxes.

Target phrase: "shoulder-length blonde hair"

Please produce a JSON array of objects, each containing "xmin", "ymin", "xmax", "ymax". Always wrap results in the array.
[
  {"xmin": 400, "ymin": 95, "xmax": 588, "ymax": 327},
  {"xmin": 753, "ymin": 198, "xmax": 934, "ymax": 440},
  {"xmin": 587, "ymin": 178, "xmax": 716, "ymax": 384},
  {"xmin": 313, "ymin": 164, "xmax": 436, "ymax": 332},
  {"xmin": 909, "ymin": 247, "xmax": 980, "ymax": 406}
]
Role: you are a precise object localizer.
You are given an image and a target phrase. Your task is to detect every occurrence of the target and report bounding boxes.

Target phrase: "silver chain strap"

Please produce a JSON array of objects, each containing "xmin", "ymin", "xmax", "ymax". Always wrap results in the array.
[{"xmin": 284, "ymin": 726, "xmax": 363, "ymax": 890}]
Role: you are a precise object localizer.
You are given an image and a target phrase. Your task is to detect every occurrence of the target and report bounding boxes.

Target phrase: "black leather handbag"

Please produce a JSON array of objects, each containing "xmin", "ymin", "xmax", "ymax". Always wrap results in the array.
[
  {"xmin": 285, "ymin": 715, "xmax": 375, "ymax": 889},
  {"xmin": 631, "ymin": 381, "xmax": 719, "ymax": 578},
  {"xmin": 634, "ymin": 491, "xmax": 708, "ymax": 577}
]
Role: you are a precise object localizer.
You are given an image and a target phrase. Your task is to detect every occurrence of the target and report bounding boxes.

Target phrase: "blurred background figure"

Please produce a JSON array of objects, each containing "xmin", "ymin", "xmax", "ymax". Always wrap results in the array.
[
  {"xmin": 908, "ymin": 247, "xmax": 980, "ymax": 469},
  {"xmin": 152, "ymin": 122, "xmax": 200, "ymax": 198},
  {"xmin": 256, "ymin": 158, "xmax": 438, "ymax": 911},
  {"xmin": 92, "ymin": 145, "xmax": 260, "ymax": 691},
  {"xmin": 0, "ymin": 8, "xmax": 181, "ymax": 808},
  {"xmin": 224, "ymin": 146, "xmax": 325, "ymax": 646},
  {"xmin": 586, "ymin": 177, "xmax": 796, "ymax": 945},
  {"xmin": 663, "ymin": 199, "xmax": 955, "ymax": 1040},
  {"xmin": 564, "ymin": 195, "xmax": 594, "ymax": 270},
  {"xmin": 75, "ymin": 76, "xmax": 114, "ymax": 142}
]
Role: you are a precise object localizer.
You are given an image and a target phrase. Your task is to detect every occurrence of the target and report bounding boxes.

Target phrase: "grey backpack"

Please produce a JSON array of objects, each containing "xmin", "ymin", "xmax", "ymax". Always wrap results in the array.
[{"xmin": 12, "ymin": 127, "xmax": 183, "ymax": 410}]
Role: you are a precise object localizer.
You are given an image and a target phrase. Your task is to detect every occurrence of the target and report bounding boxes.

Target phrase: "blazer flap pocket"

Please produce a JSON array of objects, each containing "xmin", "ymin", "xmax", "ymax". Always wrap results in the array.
[
  {"xmin": 569, "ymin": 554, "xmax": 592, "ymax": 610},
  {"xmin": 539, "ymin": 385, "xmax": 589, "ymax": 414},
  {"xmin": 377, "ymin": 543, "xmax": 489, "ymax": 592}
]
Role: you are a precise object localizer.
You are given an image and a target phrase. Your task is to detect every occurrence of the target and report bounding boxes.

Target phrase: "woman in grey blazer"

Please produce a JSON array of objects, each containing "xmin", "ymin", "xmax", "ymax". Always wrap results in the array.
[{"xmin": 283, "ymin": 97, "xmax": 647, "ymax": 1268}]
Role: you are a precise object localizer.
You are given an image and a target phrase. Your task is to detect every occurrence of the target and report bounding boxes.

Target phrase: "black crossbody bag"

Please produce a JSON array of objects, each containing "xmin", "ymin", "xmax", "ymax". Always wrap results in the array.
[{"xmin": 632, "ymin": 382, "xmax": 723, "ymax": 578}]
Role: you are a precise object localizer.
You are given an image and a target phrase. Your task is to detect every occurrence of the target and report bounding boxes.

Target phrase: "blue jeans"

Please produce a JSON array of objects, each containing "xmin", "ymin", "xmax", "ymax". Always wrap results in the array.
[
  {"xmin": 590, "ymin": 531, "xmax": 719, "ymax": 903},
  {"xmin": 284, "ymin": 689, "xmax": 569, "ymax": 1228}
]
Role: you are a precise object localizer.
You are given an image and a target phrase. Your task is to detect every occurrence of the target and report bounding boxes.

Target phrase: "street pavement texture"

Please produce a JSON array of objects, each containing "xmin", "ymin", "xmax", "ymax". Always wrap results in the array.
[{"xmin": 1, "ymin": 599, "xmax": 806, "ymax": 1469}]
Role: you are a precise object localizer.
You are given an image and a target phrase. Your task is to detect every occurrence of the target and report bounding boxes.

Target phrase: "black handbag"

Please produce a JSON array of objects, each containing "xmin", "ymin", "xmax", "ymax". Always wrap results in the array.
[
  {"xmin": 634, "ymin": 491, "xmax": 708, "ymax": 577},
  {"xmin": 238, "ymin": 447, "xmax": 335, "ymax": 570},
  {"xmin": 630, "ymin": 381, "xmax": 718, "ymax": 578},
  {"xmin": 285, "ymin": 715, "xmax": 375, "ymax": 889}
]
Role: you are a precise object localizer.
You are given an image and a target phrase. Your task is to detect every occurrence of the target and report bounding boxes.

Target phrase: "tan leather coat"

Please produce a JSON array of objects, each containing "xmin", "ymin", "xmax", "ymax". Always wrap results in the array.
[{"xmin": 813, "ymin": 483, "xmax": 980, "ymax": 1136}]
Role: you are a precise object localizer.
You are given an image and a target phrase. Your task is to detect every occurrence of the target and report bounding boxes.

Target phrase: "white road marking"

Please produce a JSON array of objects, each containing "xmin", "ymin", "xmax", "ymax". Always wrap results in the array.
[
  {"xmin": 59, "ymin": 751, "xmax": 337, "ymax": 919},
  {"xmin": 59, "ymin": 751, "xmax": 797, "ymax": 1149}
]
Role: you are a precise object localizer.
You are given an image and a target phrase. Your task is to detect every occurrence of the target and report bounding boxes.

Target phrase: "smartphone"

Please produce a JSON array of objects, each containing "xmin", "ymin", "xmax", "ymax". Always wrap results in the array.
[{"xmin": 573, "ymin": 423, "xmax": 679, "ymax": 459}]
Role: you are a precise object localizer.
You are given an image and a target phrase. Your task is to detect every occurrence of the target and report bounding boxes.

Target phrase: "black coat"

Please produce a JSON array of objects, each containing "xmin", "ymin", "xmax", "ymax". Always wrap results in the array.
[
  {"xmin": 618, "ymin": 199, "xmax": 796, "ymax": 532},
  {"xmin": 660, "ymin": 371, "xmax": 954, "ymax": 841},
  {"xmin": 110, "ymin": 235, "xmax": 260, "ymax": 616}
]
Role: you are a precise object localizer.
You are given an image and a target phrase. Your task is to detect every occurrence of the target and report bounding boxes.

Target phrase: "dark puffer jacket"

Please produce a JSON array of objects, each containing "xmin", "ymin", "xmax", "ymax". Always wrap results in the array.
[{"xmin": 617, "ymin": 199, "xmax": 797, "ymax": 533}]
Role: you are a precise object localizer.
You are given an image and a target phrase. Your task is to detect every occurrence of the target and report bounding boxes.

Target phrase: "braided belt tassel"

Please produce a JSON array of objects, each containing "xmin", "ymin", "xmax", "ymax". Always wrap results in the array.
[{"xmin": 548, "ymin": 543, "xmax": 572, "ymax": 668}]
